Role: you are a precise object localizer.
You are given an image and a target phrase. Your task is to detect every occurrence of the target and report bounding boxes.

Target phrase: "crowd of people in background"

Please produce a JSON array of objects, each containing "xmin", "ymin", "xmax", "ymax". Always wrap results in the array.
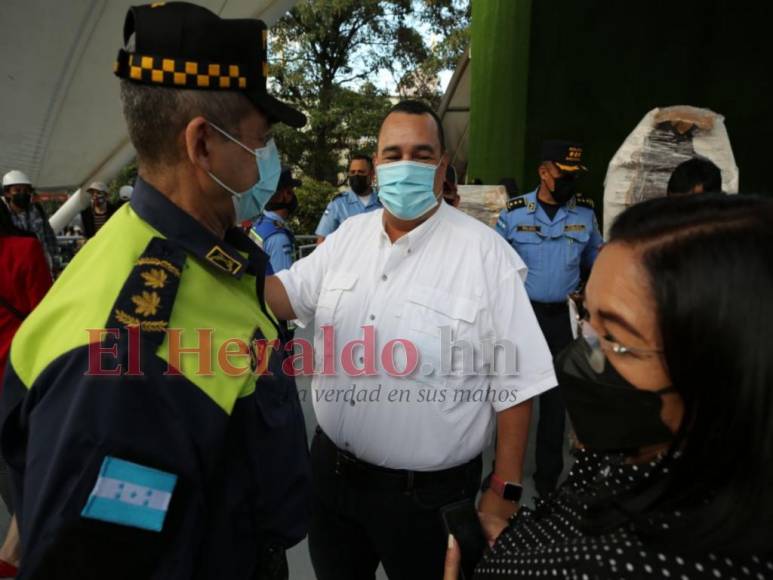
[{"xmin": 0, "ymin": 2, "xmax": 769, "ymax": 580}]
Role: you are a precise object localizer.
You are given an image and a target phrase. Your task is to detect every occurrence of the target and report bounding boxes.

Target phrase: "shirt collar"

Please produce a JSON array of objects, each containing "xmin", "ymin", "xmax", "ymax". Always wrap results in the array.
[
  {"xmin": 529, "ymin": 187, "xmax": 575, "ymax": 220},
  {"xmin": 130, "ymin": 177, "xmax": 263, "ymax": 279},
  {"xmin": 262, "ymin": 210, "xmax": 284, "ymax": 224},
  {"xmin": 346, "ymin": 189, "xmax": 380, "ymax": 207},
  {"xmin": 379, "ymin": 199, "xmax": 445, "ymax": 251}
]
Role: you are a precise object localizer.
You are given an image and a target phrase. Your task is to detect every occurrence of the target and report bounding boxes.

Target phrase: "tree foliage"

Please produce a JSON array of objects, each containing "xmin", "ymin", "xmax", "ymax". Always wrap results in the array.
[{"xmin": 271, "ymin": 0, "xmax": 469, "ymax": 187}]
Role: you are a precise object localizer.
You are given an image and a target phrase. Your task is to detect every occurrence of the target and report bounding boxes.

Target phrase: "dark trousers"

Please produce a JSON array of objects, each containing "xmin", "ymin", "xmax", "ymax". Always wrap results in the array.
[
  {"xmin": 308, "ymin": 429, "xmax": 482, "ymax": 580},
  {"xmin": 531, "ymin": 301, "xmax": 574, "ymax": 496}
]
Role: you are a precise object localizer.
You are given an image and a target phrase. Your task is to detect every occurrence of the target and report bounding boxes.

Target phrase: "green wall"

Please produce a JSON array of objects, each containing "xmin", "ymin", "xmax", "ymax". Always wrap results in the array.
[
  {"xmin": 468, "ymin": 0, "xmax": 773, "ymax": 215},
  {"xmin": 468, "ymin": 0, "xmax": 532, "ymax": 186}
]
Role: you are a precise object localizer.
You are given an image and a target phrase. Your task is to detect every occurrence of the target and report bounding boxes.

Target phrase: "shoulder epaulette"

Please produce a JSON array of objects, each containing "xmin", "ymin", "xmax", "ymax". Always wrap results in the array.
[
  {"xmin": 575, "ymin": 195, "xmax": 595, "ymax": 209},
  {"xmin": 506, "ymin": 197, "xmax": 526, "ymax": 212},
  {"xmin": 106, "ymin": 237, "xmax": 187, "ymax": 348}
]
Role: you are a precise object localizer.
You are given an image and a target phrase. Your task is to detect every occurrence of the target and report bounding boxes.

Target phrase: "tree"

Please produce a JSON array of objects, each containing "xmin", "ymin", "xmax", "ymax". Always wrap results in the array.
[{"xmin": 270, "ymin": 0, "xmax": 469, "ymax": 187}]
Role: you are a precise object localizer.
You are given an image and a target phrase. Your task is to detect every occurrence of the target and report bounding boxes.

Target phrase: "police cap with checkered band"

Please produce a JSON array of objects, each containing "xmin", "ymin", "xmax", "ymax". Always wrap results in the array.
[{"xmin": 114, "ymin": 1, "xmax": 306, "ymax": 128}]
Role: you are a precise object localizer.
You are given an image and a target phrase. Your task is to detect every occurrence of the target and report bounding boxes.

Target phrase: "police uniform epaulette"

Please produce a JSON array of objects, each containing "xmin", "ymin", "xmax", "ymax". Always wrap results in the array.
[
  {"xmin": 506, "ymin": 197, "xmax": 527, "ymax": 212},
  {"xmin": 106, "ymin": 237, "xmax": 187, "ymax": 348},
  {"xmin": 575, "ymin": 195, "xmax": 595, "ymax": 209}
]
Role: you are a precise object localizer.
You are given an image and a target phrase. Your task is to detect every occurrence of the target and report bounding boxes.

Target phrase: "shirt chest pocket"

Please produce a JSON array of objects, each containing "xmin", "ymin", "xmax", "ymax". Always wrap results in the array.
[
  {"xmin": 316, "ymin": 270, "xmax": 359, "ymax": 327},
  {"xmin": 564, "ymin": 228, "xmax": 590, "ymax": 268},
  {"xmin": 509, "ymin": 228, "xmax": 544, "ymax": 270},
  {"xmin": 401, "ymin": 285, "xmax": 481, "ymax": 391}
]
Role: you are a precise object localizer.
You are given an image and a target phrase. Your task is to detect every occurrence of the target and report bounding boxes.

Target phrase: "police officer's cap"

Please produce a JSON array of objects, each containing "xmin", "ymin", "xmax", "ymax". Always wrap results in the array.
[
  {"xmin": 114, "ymin": 1, "xmax": 306, "ymax": 128},
  {"xmin": 541, "ymin": 140, "xmax": 587, "ymax": 173},
  {"xmin": 277, "ymin": 167, "xmax": 302, "ymax": 190}
]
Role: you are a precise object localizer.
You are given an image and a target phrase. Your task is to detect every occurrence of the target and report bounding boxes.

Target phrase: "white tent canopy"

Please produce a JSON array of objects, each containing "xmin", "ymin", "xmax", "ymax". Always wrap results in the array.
[
  {"xmin": 0, "ymin": 0, "xmax": 296, "ymax": 192},
  {"xmin": 437, "ymin": 49, "xmax": 470, "ymax": 182}
]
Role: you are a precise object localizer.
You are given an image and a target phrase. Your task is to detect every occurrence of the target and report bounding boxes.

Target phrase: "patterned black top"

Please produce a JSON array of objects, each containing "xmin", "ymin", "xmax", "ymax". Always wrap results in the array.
[{"xmin": 474, "ymin": 450, "xmax": 772, "ymax": 579}]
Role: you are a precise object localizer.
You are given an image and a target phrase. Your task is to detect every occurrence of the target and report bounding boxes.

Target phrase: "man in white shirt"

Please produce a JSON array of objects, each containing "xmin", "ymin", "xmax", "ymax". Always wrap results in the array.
[{"xmin": 267, "ymin": 100, "xmax": 556, "ymax": 580}]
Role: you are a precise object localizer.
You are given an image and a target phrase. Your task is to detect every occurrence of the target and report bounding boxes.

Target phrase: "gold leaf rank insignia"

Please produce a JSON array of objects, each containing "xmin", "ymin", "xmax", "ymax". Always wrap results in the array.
[
  {"xmin": 141, "ymin": 268, "xmax": 168, "ymax": 289},
  {"xmin": 132, "ymin": 291, "xmax": 161, "ymax": 317}
]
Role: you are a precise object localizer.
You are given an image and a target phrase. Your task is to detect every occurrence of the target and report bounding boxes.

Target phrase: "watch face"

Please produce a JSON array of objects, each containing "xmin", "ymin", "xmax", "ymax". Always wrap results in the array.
[{"xmin": 503, "ymin": 483, "xmax": 523, "ymax": 502}]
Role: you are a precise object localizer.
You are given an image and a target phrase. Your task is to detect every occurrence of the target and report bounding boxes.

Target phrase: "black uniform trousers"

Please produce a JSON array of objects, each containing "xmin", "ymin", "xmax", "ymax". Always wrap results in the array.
[
  {"xmin": 531, "ymin": 301, "xmax": 574, "ymax": 497},
  {"xmin": 308, "ymin": 428, "xmax": 482, "ymax": 580}
]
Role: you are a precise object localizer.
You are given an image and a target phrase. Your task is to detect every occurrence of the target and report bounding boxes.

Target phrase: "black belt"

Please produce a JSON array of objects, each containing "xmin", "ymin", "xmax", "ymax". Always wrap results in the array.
[
  {"xmin": 316, "ymin": 428, "xmax": 481, "ymax": 493},
  {"xmin": 530, "ymin": 300, "xmax": 568, "ymax": 314}
]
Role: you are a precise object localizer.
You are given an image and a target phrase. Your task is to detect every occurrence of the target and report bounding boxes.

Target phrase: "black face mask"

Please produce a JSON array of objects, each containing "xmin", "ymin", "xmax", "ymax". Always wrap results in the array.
[
  {"xmin": 10, "ymin": 192, "xmax": 31, "ymax": 210},
  {"xmin": 349, "ymin": 174, "xmax": 370, "ymax": 195},
  {"xmin": 549, "ymin": 175, "xmax": 577, "ymax": 205},
  {"xmin": 556, "ymin": 337, "xmax": 676, "ymax": 453}
]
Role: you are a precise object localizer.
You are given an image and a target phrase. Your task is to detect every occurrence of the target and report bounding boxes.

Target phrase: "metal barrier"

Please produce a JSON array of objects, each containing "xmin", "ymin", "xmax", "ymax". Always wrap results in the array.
[{"xmin": 295, "ymin": 235, "xmax": 317, "ymax": 260}]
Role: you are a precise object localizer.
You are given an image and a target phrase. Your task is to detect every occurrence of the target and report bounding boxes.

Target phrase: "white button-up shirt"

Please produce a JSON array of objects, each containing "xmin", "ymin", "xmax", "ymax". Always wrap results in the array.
[{"xmin": 277, "ymin": 202, "xmax": 556, "ymax": 471}]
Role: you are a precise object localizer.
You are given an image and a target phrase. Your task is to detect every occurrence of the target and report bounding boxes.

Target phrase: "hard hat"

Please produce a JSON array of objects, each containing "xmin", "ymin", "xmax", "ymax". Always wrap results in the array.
[
  {"xmin": 2, "ymin": 170, "xmax": 32, "ymax": 188},
  {"xmin": 118, "ymin": 185, "xmax": 133, "ymax": 201},
  {"xmin": 87, "ymin": 181, "xmax": 108, "ymax": 193}
]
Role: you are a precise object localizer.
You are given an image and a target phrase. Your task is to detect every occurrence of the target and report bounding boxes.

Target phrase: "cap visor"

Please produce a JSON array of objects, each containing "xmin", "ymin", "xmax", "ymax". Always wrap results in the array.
[
  {"xmin": 249, "ymin": 92, "xmax": 306, "ymax": 128},
  {"xmin": 555, "ymin": 163, "xmax": 588, "ymax": 173}
]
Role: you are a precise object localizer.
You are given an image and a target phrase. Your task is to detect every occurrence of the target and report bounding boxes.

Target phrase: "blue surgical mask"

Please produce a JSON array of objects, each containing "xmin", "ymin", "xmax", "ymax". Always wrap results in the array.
[
  {"xmin": 376, "ymin": 160, "xmax": 440, "ymax": 220},
  {"xmin": 207, "ymin": 122, "xmax": 282, "ymax": 223}
]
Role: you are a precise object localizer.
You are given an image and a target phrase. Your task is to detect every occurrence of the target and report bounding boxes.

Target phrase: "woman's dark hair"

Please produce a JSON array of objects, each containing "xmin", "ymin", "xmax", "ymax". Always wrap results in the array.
[{"xmin": 587, "ymin": 194, "xmax": 773, "ymax": 554}]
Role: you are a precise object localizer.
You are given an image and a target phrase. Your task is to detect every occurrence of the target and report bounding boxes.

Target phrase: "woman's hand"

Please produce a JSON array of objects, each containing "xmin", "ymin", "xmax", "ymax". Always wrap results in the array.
[
  {"xmin": 443, "ymin": 534, "xmax": 461, "ymax": 580},
  {"xmin": 477, "ymin": 510, "xmax": 509, "ymax": 548}
]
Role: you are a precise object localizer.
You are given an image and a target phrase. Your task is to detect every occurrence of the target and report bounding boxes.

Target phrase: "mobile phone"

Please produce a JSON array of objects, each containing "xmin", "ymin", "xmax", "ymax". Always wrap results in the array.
[{"xmin": 439, "ymin": 499, "xmax": 487, "ymax": 580}]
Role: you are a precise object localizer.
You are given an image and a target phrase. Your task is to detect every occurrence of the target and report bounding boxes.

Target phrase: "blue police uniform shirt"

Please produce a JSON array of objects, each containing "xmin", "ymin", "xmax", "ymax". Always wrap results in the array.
[
  {"xmin": 314, "ymin": 189, "xmax": 381, "ymax": 237},
  {"xmin": 251, "ymin": 210, "xmax": 294, "ymax": 274},
  {"xmin": 496, "ymin": 188, "xmax": 603, "ymax": 303}
]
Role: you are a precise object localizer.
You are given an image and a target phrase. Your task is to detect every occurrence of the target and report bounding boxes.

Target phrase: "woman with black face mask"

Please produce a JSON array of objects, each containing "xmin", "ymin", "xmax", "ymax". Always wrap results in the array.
[{"xmin": 444, "ymin": 194, "xmax": 773, "ymax": 579}]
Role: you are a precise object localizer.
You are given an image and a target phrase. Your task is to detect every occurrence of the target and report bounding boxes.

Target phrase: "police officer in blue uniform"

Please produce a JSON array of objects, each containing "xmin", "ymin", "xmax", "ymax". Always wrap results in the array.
[
  {"xmin": 251, "ymin": 167, "xmax": 301, "ymax": 274},
  {"xmin": 0, "ymin": 4, "xmax": 310, "ymax": 578},
  {"xmin": 315, "ymin": 154, "xmax": 381, "ymax": 243},
  {"xmin": 496, "ymin": 140, "xmax": 603, "ymax": 497}
]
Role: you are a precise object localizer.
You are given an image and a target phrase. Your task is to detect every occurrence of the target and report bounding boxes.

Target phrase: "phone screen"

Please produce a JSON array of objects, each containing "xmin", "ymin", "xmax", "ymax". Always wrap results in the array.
[{"xmin": 439, "ymin": 499, "xmax": 487, "ymax": 580}]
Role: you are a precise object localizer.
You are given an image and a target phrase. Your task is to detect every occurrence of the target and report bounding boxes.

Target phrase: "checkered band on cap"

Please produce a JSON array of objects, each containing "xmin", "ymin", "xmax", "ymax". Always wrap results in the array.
[{"xmin": 114, "ymin": 49, "xmax": 251, "ymax": 90}]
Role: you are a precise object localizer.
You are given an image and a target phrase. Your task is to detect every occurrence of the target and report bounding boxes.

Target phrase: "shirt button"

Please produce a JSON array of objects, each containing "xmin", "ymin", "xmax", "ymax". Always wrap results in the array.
[
  {"xmin": 369, "ymin": 314, "xmax": 375, "ymax": 321},
  {"xmin": 381, "ymin": 274, "xmax": 388, "ymax": 281}
]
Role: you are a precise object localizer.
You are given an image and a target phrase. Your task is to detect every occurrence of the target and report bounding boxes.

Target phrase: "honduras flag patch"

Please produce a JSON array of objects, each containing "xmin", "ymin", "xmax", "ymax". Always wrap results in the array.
[{"xmin": 81, "ymin": 456, "xmax": 177, "ymax": 532}]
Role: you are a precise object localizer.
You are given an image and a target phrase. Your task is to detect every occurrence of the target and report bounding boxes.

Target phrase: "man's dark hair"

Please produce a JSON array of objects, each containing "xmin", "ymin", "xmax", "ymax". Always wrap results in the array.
[
  {"xmin": 120, "ymin": 81, "xmax": 256, "ymax": 167},
  {"xmin": 348, "ymin": 154, "xmax": 373, "ymax": 170},
  {"xmin": 385, "ymin": 100, "xmax": 446, "ymax": 151},
  {"xmin": 666, "ymin": 157, "xmax": 722, "ymax": 196}
]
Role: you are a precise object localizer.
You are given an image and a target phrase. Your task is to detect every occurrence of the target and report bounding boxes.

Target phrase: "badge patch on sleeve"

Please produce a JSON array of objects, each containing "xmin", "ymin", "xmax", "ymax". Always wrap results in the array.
[{"xmin": 81, "ymin": 456, "xmax": 177, "ymax": 532}]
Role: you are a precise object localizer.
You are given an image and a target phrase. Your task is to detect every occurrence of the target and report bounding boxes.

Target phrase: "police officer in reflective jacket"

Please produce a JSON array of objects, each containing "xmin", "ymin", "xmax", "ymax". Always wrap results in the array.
[
  {"xmin": 496, "ymin": 140, "xmax": 603, "ymax": 497},
  {"xmin": 0, "ymin": 4, "xmax": 310, "ymax": 578},
  {"xmin": 251, "ymin": 167, "xmax": 301, "ymax": 274}
]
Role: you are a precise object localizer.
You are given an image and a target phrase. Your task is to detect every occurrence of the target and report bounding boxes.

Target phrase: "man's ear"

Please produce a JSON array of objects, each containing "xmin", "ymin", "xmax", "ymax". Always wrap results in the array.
[
  {"xmin": 435, "ymin": 153, "xmax": 449, "ymax": 196},
  {"xmin": 184, "ymin": 116, "xmax": 213, "ymax": 171}
]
